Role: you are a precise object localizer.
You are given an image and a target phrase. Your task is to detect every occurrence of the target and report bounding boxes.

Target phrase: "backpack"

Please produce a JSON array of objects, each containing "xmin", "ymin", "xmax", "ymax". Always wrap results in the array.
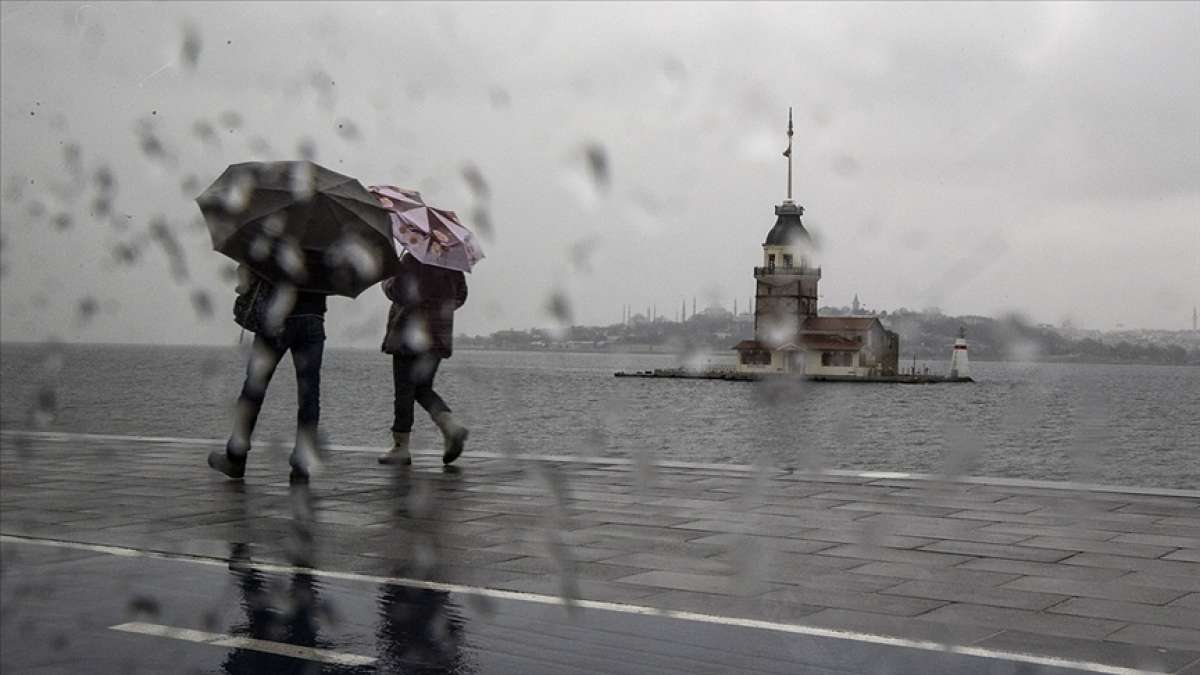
[{"xmin": 232, "ymin": 273, "xmax": 282, "ymax": 337}]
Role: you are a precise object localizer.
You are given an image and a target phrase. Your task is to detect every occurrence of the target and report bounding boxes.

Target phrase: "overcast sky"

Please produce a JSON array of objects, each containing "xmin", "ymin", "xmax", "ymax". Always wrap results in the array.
[{"xmin": 1, "ymin": 1, "xmax": 1197, "ymax": 346}]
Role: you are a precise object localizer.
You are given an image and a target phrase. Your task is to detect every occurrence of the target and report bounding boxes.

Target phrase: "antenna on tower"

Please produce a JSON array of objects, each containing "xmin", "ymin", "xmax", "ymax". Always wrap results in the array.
[{"xmin": 782, "ymin": 107, "xmax": 794, "ymax": 202}]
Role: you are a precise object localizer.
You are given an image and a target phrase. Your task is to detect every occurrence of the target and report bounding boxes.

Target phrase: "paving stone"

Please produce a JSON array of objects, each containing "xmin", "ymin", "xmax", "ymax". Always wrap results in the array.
[
  {"xmin": 597, "ymin": 552, "xmax": 732, "ymax": 575},
  {"xmin": 759, "ymin": 585, "xmax": 948, "ymax": 617},
  {"xmin": 831, "ymin": 502, "xmax": 962, "ymax": 518},
  {"xmin": 955, "ymin": 557, "xmax": 1133, "ymax": 582},
  {"xmin": 761, "ymin": 569, "xmax": 907, "ymax": 594},
  {"xmin": 795, "ymin": 528, "xmax": 936, "ymax": 549},
  {"xmin": 917, "ymin": 603, "xmax": 1126, "ymax": 640},
  {"xmin": 845, "ymin": 561, "xmax": 1022, "ymax": 587},
  {"xmin": 1106, "ymin": 624, "xmax": 1200, "ymax": 651},
  {"xmin": 1061, "ymin": 553, "xmax": 1200, "ymax": 577},
  {"xmin": 672, "ymin": 514, "xmax": 852, "ymax": 534},
  {"xmin": 614, "ymin": 570, "xmax": 772, "ymax": 596},
  {"xmin": 854, "ymin": 514, "xmax": 991, "ymax": 539},
  {"xmin": 1115, "ymin": 503, "xmax": 1200, "ymax": 518},
  {"xmin": 1176, "ymin": 657, "xmax": 1200, "ymax": 675},
  {"xmin": 572, "ymin": 523, "xmax": 705, "ymax": 543},
  {"xmin": 1112, "ymin": 533, "xmax": 1200, "ymax": 549},
  {"xmin": 972, "ymin": 629, "xmax": 1200, "ymax": 672},
  {"xmin": 490, "ymin": 556, "xmax": 652, "ymax": 581},
  {"xmin": 684, "ymin": 532, "xmax": 838, "ymax": 554},
  {"xmin": 1015, "ymin": 535, "xmax": 1178, "ymax": 558},
  {"xmin": 919, "ymin": 540, "xmax": 1075, "ymax": 563},
  {"xmin": 880, "ymin": 579, "xmax": 1068, "ymax": 610},
  {"xmin": 946, "ymin": 510, "xmax": 1088, "ymax": 526},
  {"xmin": 1116, "ymin": 572, "xmax": 1200, "ymax": 593},
  {"xmin": 1000, "ymin": 576, "xmax": 1186, "ymax": 605},
  {"xmin": 1048, "ymin": 597, "xmax": 1200, "ymax": 630},
  {"xmin": 573, "ymin": 535, "xmax": 730, "ymax": 558},
  {"xmin": 1166, "ymin": 549, "xmax": 1200, "ymax": 563},
  {"xmin": 975, "ymin": 523, "xmax": 1120, "ymax": 542},
  {"xmin": 813, "ymin": 544, "xmax": 974, "ymax": 567},
  {"xmin": 477, "ymin": 541, "xmax": 628, "ymax": 562}
]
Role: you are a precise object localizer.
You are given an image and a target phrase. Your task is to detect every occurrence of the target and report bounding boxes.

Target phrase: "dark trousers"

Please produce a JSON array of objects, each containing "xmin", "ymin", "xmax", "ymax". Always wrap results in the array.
[
  {"xmin": 231, "ymin": 316, "xmax": 325, "ymax": 453},
  {"xmin": 392, "ymin": 354, "xmax": 450, "ymax": 433}
]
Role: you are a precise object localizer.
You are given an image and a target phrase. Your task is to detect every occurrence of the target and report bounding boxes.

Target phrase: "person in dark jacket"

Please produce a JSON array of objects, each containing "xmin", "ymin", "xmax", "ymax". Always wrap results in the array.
[
  {"xmin": 378, "ymin": 254, "xmax": 469, "ymax": 466},
  {"xmin": 209, "ymin": 265, "xmax": 327, "ymax": 481}
]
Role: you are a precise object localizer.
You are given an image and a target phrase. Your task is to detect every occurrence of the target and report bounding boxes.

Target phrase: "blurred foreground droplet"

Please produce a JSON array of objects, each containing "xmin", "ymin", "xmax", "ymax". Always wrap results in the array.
[
  {"xmin": 191, "ymin": 289, "xmax": 214, "ymax": 319},
  {"xmin": 461, "ymin": 164, "xmax": 489, "ymax": 199},
  {"xmin": 180, "ymin": 23, "xmax": 202, "ymax": 70},
  {"xmin": 583, "ymin": 143, "xmax": 609, "ymax": 191},
  {"xmin": 149, "ymin": 217, "xmax": 189, "ymax": 282}
]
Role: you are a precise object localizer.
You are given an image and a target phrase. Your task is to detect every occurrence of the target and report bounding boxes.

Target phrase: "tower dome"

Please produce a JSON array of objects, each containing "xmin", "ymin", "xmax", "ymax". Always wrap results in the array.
[{"xmin": 764, "ymin": 201, "xmax": 811, "ymax": 247}]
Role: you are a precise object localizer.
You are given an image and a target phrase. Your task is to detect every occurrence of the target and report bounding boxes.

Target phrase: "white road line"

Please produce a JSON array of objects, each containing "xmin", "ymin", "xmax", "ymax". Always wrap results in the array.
[
  {"xmin": 109, "ymin": 622, "xmax": 376, "ymax": 666},
  {"xmin": 2, "ymin": 534, "xmax": 1162, "ymax": 675},
  {"xmin": 3, "ymin": 429, "xmax": 1198, "ymax": 497}
]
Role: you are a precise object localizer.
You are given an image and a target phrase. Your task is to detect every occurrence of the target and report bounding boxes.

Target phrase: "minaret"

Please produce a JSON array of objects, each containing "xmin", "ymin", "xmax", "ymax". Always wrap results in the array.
[
  {"xmin": 1194, "ymin": 306, "xmax": 1197, "ymax": 332},
  {"xmin": 950, "ymin": 326, "xmax": 970, "ymax": 379},
  {"xmin": 752, "ymin": 107, "xmax": 820, "ymax": 347},
  {"xmin": 852, "ymin": 294, "xmax": 861, "ymax": 314}
]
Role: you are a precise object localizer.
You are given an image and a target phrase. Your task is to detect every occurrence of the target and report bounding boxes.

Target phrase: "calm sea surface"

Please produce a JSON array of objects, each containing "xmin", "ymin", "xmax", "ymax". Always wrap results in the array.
[{"xmin": 2, "ymin": 343, "xmax": 1197, "ymax": 489}]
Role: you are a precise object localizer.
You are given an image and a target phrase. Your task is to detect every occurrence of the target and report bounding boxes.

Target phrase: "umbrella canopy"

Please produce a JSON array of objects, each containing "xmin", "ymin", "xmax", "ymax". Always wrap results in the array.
[
  {"xmin": 196, "ymin": 161, "xmax": 401, "ymax": 297},
  {"xmin": 368, "ymin": 185, "xmax": 485, "ymax": 273}
]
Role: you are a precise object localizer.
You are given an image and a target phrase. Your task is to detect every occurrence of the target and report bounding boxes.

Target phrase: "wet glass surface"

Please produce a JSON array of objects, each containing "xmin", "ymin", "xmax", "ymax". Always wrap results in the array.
[{"xmin": 2, "ymin": 1, "xmax": 1198, "ymax": 672}]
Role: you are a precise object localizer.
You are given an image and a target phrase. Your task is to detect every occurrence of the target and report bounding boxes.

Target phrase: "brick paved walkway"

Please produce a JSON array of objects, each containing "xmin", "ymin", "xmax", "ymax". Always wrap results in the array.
[{"xmin": 2, "ymin": 431, "xmax": 1199, "ymax": 673}]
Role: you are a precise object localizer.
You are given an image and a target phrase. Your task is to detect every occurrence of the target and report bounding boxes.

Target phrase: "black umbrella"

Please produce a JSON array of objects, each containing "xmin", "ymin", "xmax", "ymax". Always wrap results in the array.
[{"xmin": 196, "ymin": 160, "xmax": 401, "ymax": 297}]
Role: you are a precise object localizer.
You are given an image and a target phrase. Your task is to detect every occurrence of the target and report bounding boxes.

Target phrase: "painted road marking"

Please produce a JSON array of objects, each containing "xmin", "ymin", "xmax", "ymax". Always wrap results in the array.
[
  {"xmin": 110, "ymin": 622, "xmax": 376, "ymax": 666},
  {"xmin": 2, "ymin": 534, "xmax": 1162, "ymax": 675},
  {"xmin": 3, "ymin": 429, "xmax": 1196, "ymax": 498}
]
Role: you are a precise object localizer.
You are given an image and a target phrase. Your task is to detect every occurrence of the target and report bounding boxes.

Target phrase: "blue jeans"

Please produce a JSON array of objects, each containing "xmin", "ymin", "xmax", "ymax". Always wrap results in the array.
[{"xmin": 230, "ymin": 316, "xmax": 325, "ymax": 453}]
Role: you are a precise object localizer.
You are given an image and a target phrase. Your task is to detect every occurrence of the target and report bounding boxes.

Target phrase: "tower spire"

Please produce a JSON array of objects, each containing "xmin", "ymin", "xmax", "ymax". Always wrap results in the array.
[{"xmin": 782, "ymin": 107, "xmax": 794, "ymax": 202}]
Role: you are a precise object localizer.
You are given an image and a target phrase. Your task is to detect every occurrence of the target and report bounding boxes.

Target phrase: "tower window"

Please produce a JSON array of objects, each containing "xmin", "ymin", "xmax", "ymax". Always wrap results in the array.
[
  {"xmin": 782, "ymin": 254, "xmax": 793, "ymax": 268},
  {"xmin": 767, "ymin": 254, "xmax": 775, "ymax": 268}
]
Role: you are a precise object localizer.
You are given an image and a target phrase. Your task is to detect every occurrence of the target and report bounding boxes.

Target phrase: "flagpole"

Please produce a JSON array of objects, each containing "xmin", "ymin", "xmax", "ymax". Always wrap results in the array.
[{"xmin": 786, "ymin": 107, "xmax": 794, "ymax": 202}]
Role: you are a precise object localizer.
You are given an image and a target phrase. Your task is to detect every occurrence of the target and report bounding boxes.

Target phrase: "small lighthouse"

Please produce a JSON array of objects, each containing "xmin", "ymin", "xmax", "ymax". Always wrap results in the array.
[{"xmin": 949, "ymin": 326, "xmax": 970, "ymax": 380}]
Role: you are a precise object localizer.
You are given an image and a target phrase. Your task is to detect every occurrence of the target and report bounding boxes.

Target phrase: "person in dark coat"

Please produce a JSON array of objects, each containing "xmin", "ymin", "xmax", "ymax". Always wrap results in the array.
[
  {"xmin": 378, "ymin": 253, "xmax": 469, "ymax": 466},
  {"xmin": 208, "ymin": 265, "xmax": 327, "ymax": 481}
]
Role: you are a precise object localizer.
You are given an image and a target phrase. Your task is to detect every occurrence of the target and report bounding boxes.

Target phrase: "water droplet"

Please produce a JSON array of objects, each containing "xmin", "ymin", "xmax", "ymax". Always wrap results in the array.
[
  {"xmin": 191, "ymin": 290, "xmax": 213, "ymax": 319},
  {"xmin": 335, "ymin": 119, "xmax": 360, "ymax": 141},
  {"xmin": 461, "ymin": 164, "xmax": 489, "ymax": 199},
  {"xmin": 297, "ymin": 138, "xmax": 317, "ymax": 161},
  {"xmin": 583, "ymin": 143, "xmax": 609, "ymax": 191},
  {"xmin": 180, "ymin": 23, "xmax": 202, "ymax": 70},
  {"xmin": 289, "ymin": 162, "xmax": 315, "ymax": 200},
  {"xmin": 77, "ymin": 297, "xmax": 99, "ymax": 323},
  {"xmin": 218, "ymin": 110, "xmax": 242, "ymax": 129}
]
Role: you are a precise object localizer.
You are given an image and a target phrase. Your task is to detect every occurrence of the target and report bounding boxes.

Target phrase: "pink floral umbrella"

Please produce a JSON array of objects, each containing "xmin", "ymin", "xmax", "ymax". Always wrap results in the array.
[{"xmin": 368, "ymin": 185, "xmax": 485, "ymax": 273}]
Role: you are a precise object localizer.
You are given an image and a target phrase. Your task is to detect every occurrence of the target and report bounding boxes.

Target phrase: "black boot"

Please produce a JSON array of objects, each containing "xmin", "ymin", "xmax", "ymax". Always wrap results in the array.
[
  {"xmin": 208, "ymin": 443, "xmax": 247, "ymax": 479},
  {"xmin": 433, "ymin": 411, "xmax": 468, "ymax": 465}
]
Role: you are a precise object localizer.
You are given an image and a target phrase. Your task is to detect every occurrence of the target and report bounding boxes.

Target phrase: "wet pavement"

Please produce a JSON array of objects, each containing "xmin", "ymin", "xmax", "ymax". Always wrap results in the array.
[
  {"xmin": 2, "ymin": 430, "xmax": 1199, "ymax": 674},
  {"xmin": 3, "ymin": 537, "xmax": 1108, "ymax": 675}
]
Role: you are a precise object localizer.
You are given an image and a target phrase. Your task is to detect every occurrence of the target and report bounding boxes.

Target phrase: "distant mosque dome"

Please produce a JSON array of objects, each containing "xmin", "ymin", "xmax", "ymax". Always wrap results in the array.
[{"xmin": 701, "ymin": 305, "xmax": 733, "ymax": 319}]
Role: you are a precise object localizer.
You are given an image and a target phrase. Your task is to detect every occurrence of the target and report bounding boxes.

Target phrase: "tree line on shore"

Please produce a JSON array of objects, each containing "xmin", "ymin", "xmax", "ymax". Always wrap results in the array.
[{"xmin": 460, "ymin": 307, "xmax": 1200, "ymax": 366}]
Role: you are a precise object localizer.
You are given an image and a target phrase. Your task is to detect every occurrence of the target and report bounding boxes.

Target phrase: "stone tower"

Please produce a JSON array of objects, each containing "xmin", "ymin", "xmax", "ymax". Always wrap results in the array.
[{"xmin": 753, "ymin": 108, "xmax": 821, "ymax": 348}]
